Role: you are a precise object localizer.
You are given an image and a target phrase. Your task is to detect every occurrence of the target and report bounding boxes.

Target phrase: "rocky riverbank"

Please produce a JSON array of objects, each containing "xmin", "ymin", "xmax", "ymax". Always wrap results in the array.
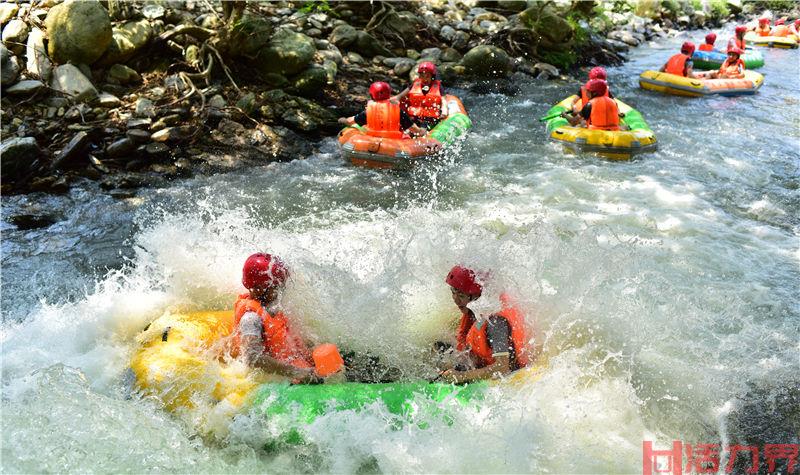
[{"xmin": 1, "ymin": 0, "xmax": 795, "ymax": 197}]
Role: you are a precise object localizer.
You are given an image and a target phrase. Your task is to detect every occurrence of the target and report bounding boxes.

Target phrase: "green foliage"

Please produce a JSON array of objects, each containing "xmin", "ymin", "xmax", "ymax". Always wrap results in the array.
[
  {"xmin": 300, "ymin": 1, "xmax": 331, "ymax": 14},
  {"xmin": 541, "ymin": 50, "xmax": 578, "ymax": 69},
  {"xmin": 566, "ymin": 14, "xmax": 590, "ymax": 47},
  {"xmin": 709, "ymin": 0, "xmax": 729, "ymax": 19},
  {"xmin": 748, "ymin": 0, "xmax": 795, "ymax": 12},
  {"xmin": 634, "ymin": 0, "xmax": 662, "ymax": 18}
]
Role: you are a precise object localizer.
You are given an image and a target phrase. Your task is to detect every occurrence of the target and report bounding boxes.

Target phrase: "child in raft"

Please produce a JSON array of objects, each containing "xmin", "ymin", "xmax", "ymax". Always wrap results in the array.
[
  {"xmin": 699, "ymin": 47, "xmax": 746, "ymax": 79},
  {"xmin": 728, "ymin": 25, "xmax": 748, "ymax": 50},
  {"xmin": 660, "ymin": 41, "xmax": 700, "ymax": 78},
  {"xmin": 698, "ymin": 33, "xmax": 717, "ymax": 51},
  {"xmin": 754, "ymin": 17, "xmax": 771, "ymax": 36},
  {"xmin": 435, "ymin": 265, "xmax": 533, "ymax": 384},
  {"xmin": 570, "ymin": 66, "xmax": 615, "ymax": 114},
  {"xmin": 233, "ymin": 253, "xmax": 344, "ymax": 383},
  {"xmin": 391, "ymin": 62, "xmax": 449, "ymax": 130},
  {"xmin": 338, "ymin": 81, "xmax": 426, "ymax": 137}
]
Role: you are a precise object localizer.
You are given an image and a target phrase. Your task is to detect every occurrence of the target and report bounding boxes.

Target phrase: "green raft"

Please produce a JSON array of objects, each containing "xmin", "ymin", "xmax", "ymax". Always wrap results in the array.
[
  {"xmin": 251, "ymin": 381, "xmax": 488, "ymax": 446},
  {"xmin": 691, "ymin": 49, "xmax": 765, "ymax": 70}
]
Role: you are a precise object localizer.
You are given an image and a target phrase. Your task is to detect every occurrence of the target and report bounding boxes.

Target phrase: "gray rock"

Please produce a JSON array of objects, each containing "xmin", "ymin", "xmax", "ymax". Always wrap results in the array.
[
  {"xmin": 150, "ymin": 126, "xmax": 191, "ymax": 143},
  {"xmin": 235, "ymin": 92, "xmax": 257, "ymax": 116},
  {"xmin": 2, "ymin": 19, "xmax": 29, "ymax": 54},
  {"xmin": 96, "ymin": 92, "xmax": 121, "ymax": 107},
  {"xmin": 45, "ymin": 0, "xmax": 112, "ymax": 65},
  {"xmin": 460, "ymin": 45, "xmax": 510, "ymax": 78},
  {"xmin": 6, "ymin": 79, "xmax": 45, "ymax": 95},
  {"xmin": 230, "ymin": 15, "xmax": 273, "ymax": 58},
  {"xmin": 533, "ymin": 62, "xmax": 559, "ymax": 79},
  {"xmin": 346, "ymin": 51, "xmax": 364, "ymax": 64},
  {"xmin": 393, "ymin": 58, "xmax": 416, "ymax": 76},
  {"xmin": 51, "ymin": 64, "xmax": 98, "ymax": 102},
  {"xmin": 0, "ymin": 3, "xmax": 19, "ymax": 26},
  {"xmin": 378, "ymin": 10, "xmax": 420, "ymax": 39},
  {"xmin": 383, "ymin": 56, "xmax": 411, "ymax": 68},
  {"xmin": 291, "ymin": 65, "xmax": 327, "ymax": 97},
  {"xmin": 134, "ymin": 98, "xmax": 155, "ymax": 118},
  {"xmin": 105, "ymin": 137, "xmax": 135, "ymax": 158},
  {"xmin": 208, "ymin": 94, "xmax": 226, "ymax": 109},
  {"xmin": 440, "ymin": 25, "xmax": 456, "ymax": 41},
  {"xmin": 107, "ymin": 63, "xmax": 141, "ymax": 85},
  {"xmin": 126, "ymin": 128, "xmax": 151, "ymax": 143},
  {"xmin": 316, "ymin": 48, "xmax": 342, "ymax": 66},
  {"xmin": 420, "ymin": 47, "xmax": 442, "ymax": 60},
  {"xmin": 141, "ymin": 4, "xmax": 165, "ymax": 19},
  {"xmin": 440, "ymin": 47, "xmax": 462, "ymax": 62},
  {"xmin": 52, "ymin": 131, "xmax": 91, "ymax": 169},
  {"xmin": 497, "ymin": 0, "xmax": 527, "ymax": 12},
  {"xmin": 1, "ymin": 137, "xmax": 41, "ymax": 181},
  {"xmin": 256, "ymin": 29, "xmax": 315, "ymax": 76},
  {"xmin": 677, "ymin": 15, "xmax": 690, "ymax": 26},
  {"xmin": 321, "ymin": 59, "xmax": 337, "ymax": 84},
  {"xmin": 144, "ymin": 142, "xmax": 170, "ymax": 155},
  {"xmin": 329, "ymin": 24, "xmax": 357, "ymax": 48},
  {"xmin": 455, "ymin": 21, "xmax": 471, "ymax": 31},
  {"xmin": 452, "ymin": 31, "xmax": 470, "ymax": 50},
  {"xmin": 727, "ymin": 0, "xmax": 742, "ymax": 14},
  {"xmin": 97, "ymin": 19, "xmax": 152, "ymax": 66},
  {"xmin": 0, "ymin": 44, "xmax": 18, "ymax": 85},
  {"xmin": 406, "ymin": 49, "xmax": 420, "ymax": 59},
  {"xmin": 25, "ymin": 28, "xmax": 52, "ymax": 82},
  {"xmin": 353, "ymin": 30, "xmax": 392, "ymax": 57},
  {"xmin": 126, "ymin": 118, "xmax": 151, "ymax": 129}
]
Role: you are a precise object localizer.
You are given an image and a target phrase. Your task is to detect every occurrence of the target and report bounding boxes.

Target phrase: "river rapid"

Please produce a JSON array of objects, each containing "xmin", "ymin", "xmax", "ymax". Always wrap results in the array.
[{"xmin": 2, "ymin": 30, "xmax": 798, "ymax": 473}]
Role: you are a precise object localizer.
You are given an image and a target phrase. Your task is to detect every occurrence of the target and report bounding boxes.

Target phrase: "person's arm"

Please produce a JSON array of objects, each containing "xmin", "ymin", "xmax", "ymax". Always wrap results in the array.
[
  {"xmin": 391, "ymin": 87, "xmax": 411, "ymax": 103},
  {"xmin": 338, "ymin": 110, "xmax": 367, "ymax": 127},
  {"xmin": 239, "ymin": 313, "xmax": 318, "ymax": 382},
  {"xmin": 441, "ymin": 315, "xmax": 513, "ymax": 384},
  {"xmin": 338, "ymin": 116, "xmax": 355, "ymax": 125}
]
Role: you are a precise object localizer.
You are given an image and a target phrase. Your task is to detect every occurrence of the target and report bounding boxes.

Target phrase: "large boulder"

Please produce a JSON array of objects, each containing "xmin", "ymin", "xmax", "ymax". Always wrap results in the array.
[
  {"xmin": 2, "ymin": 19, "xmax": 29, "ymax": 55},
  {"xmin": 0, "ymin": 3, "xmax": 19, "ymax": 26},
  {"xmin": 45, "ymin": 0, "xmax": 112, "ymax": 65},
  {"xmin": 497, "ymin": 0, "xmax": 528, "ymax": 12},
  {"xmin": 377, "ymin": 10, "xmax": 421, "ymax": 39},
  {"xmin": 460, "ymin": 45, "xmax": 510, "ymax": 78},
  {"xmin": 1, "ymin": 137, "xmax": 42, "ymax": 182},
  {"xmin": 258, "ymin": 89, "xmax": 338, "ymax": 134},
  {"xmin": 329, "ymin": 24, "xmax": 357, "ymax": 48},
  {"xmin": 290, "ymin": 65, "xmax": 328, "ymax": 98},
  {"xmin": 519, "ymin": 6, "xmax": 574, "ymax": 46},
  {"xmin": 0, "ymin": 43, "xmax": 19, "ymax": 85},
  {"xmin": 96, "ymin": 19, "xmax": 152, "ymax": 66},
  {"xmin": 229, "ymin": 15, "xmax": 273, "ymax": 57},
  {"xmin": 26, "ymin": 28, "xmax": 52, "ymax": 82},
  {"xmin": 51, "ymin": 64, "xmax": 98, "ymax": 102},
  {"xmin": 353, "ymin": 30, "xmax": 392, "ymax": 57},
  {"xmin": 256, "ymin": 29, "xmax": 316, "ymax": 76}
]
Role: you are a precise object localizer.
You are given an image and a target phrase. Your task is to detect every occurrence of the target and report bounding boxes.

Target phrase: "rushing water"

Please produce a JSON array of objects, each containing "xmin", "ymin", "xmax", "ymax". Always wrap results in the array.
[{"xmin": 2, "ymin": 30, "xmax": 798, "ymax": 473}]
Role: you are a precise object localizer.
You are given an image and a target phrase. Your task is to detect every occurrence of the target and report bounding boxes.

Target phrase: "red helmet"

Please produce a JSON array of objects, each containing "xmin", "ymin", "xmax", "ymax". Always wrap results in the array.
[
  {"xmin": 795, "ymin": 19, "xmax": 800, "ymax": 27},
  {"xmin": 588, "ymin": 66, "xmax": 607, "ymax": 80},
  {"xmin": 368, "ymin": 81, "xmax": 392, "ymax": 101},
  {"xmin": 445, "ymin": 265, "xmax": 482, "ymax": 297},
  {"xmin": 242, "ymin": 253, "xmax": 289, "ymax": 290},
  {"xmin": 758, "ymin": 17, "xmax": 769, "ymax": 24},
  {"xmin": 705, "ymin": 33, "xmax": 717, "ymax": 44},
  {"xmin": 417, "ymin": 61, "xmax": 437, "ymax": 76},
  {"xmin": 775, "ymin": 18, "xmax": 785, "ymax": 25},
  {"xmin": 681, "ymin": 41, "xmax": 696, "ymax": 55},
  {"xmin": 586, "ymin": 79, "xmax": 608, "ymax": 96},
  {"xmin": 735, "ymin": 25, "xmax": 747, "ymax": 34},
  {"xmin": 727, "ymin": 46, "xmax": 743, "ymax": 55}
]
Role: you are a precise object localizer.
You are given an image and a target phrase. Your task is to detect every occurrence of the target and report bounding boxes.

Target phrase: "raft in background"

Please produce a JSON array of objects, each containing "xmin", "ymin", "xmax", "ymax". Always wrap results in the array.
[
  {"xmin": 543, "ymin": 95, "xmax": 657, "ymax": 160},
  {"xmin": 692, "ymin": 48, "xmax": 764, "ymax": 70},
  {"xmin": 338, "ymin": 95, "xmax": 472, "ymax": 171},
  {"xmin": 744, "ymin": 32, "xmax": 798, "ymax": 49},
  {"xmin": 638, "ymin": 70, "xmax": 764, "ymax": 97},
  {"xmin": 130, "ymin": 309, "xmax": 546, "ymax": 445}
]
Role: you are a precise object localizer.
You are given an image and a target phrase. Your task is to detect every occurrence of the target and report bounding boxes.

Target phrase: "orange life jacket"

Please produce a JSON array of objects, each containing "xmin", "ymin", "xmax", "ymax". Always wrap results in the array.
[
  {"xmin": 730, "ymin": 37, "xmax": 746, "ymax": 50},
  {"xmin": 580, "ymin": 82, "xmax": 610, "ymax": 107},
  {"xmin": 771, "ymin": 25, "xmax": 790, "ymax": 37},
  {"xmin": 406, "ymin": 79, "xmax": 443, "ymax": 119},
  {"xmin": 756, "ymin": 26, "xmax": 771, "ymax": 36},
  {"xmin": 588, "ymin": 96, "xmax": 620, "ymax": 131},
  {"xmin": 455, "ymin": 294, "xmax": 531, "ymax": 370},
  {"xmin": 719, "ymin": 57, "xmax": 745, "ymax": 78},
  {"xmin": 233, "ymin": 294, "xmax": 313, "ymax": 368},
  {"xmin": 365, "ymin": 100, "xmax": 403, "ymax": 139},
  {"xmin": 698, "ymin": 43, "xmax": 715, "ymax": 51},
  {"xmin": 664, "ymin": 53, "xmax": 690, "ymax": 76}
]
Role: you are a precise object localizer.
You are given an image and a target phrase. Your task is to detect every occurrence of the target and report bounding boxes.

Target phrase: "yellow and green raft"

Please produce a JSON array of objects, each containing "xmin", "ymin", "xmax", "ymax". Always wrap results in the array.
[
  {"xmin": 130, "ymin": 310, "xmax": 547, "ymax": 445},
  {"xmin": 639, "ymin": 70, "xmax": 764, "ymax": 97},
  {"xmin": 744, "ymin": 31, "xmax": 798, "ymax": 49},
  {"xmin": 543, "ymin": 95, "xmax": 658, "ymax": 160}
]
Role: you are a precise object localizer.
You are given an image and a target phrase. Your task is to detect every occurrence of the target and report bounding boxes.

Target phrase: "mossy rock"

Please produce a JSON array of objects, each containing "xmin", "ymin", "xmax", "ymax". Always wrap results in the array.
[{"xmin": 45, "ymin": 0, "xmax": 112, "ymax": 65}]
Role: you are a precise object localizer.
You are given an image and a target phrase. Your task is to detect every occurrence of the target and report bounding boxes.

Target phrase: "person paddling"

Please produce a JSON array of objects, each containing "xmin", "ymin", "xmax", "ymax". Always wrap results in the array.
[
  {"xmin": 233, "ymin": 253, "xmax": 343, "ymax": 382},
  {"xmin": 436, "ymin": 265, "xmax": 532, "ymax": 384},
  {"xmin": 754, "ymin": 17, "xmax": 771, "ymax": 36},
  {"xmin": 392, "ymin": 62, "xmax": 449, "ymax": 130},
  {"xmin": 339, "ymin": 81, "xmax": 426, "ymax": 138},
  {"xmin": 699, "ymin": 32, "xmax": 717, "ymax": 51},
  {"xmin": 660, "ymin": 41, "xmax": 699, "ymax": 78},
  {"xmin": 571, "ymin": 66, "xmax": 615, "ymax": 114}
]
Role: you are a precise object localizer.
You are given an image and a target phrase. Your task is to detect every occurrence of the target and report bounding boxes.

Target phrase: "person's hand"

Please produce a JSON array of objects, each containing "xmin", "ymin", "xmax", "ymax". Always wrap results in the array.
[{"xmin": 338, "ymin": 117, "xmax": 350, "ymax": 125}]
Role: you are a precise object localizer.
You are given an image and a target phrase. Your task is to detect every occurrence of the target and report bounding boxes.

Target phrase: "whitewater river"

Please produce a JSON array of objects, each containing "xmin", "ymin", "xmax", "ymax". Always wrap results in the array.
[{"xmin": 2, "ymin": 30, "xmax": 798, "ymax": 473}]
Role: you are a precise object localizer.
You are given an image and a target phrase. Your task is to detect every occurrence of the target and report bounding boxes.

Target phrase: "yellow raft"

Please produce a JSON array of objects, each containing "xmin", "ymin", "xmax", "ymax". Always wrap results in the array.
[
  {"xmin": 639, "ymin": 70, "xmax": 764, "ymax": 97},
  {"xmin": 744, "ymin": 31, "xmax": 798, "ymax": 49}
]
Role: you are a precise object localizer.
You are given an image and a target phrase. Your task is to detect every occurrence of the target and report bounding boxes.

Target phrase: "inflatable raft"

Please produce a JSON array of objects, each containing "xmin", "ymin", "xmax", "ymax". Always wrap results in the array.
[
  {"xmin": 744, "ymin": 32, "xmax": 798, "ymax": 49},
  {"xmin": 130, "ymin": 309, "xmax": 544, "ymax": 444},
  {"xmin": 692, "ymin": 49, "xmax": 764, "ymax": 70},
  {"xmin": 338, "ymin": 95, "xmax": 472, "ymax": 170},
  {"xmin": 543, "ymin": 96, "xmax": 657, "ymax": 160},
  {"xmin": 639, "ymin": 70, "xmax": 764, "ymax": 97}
]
